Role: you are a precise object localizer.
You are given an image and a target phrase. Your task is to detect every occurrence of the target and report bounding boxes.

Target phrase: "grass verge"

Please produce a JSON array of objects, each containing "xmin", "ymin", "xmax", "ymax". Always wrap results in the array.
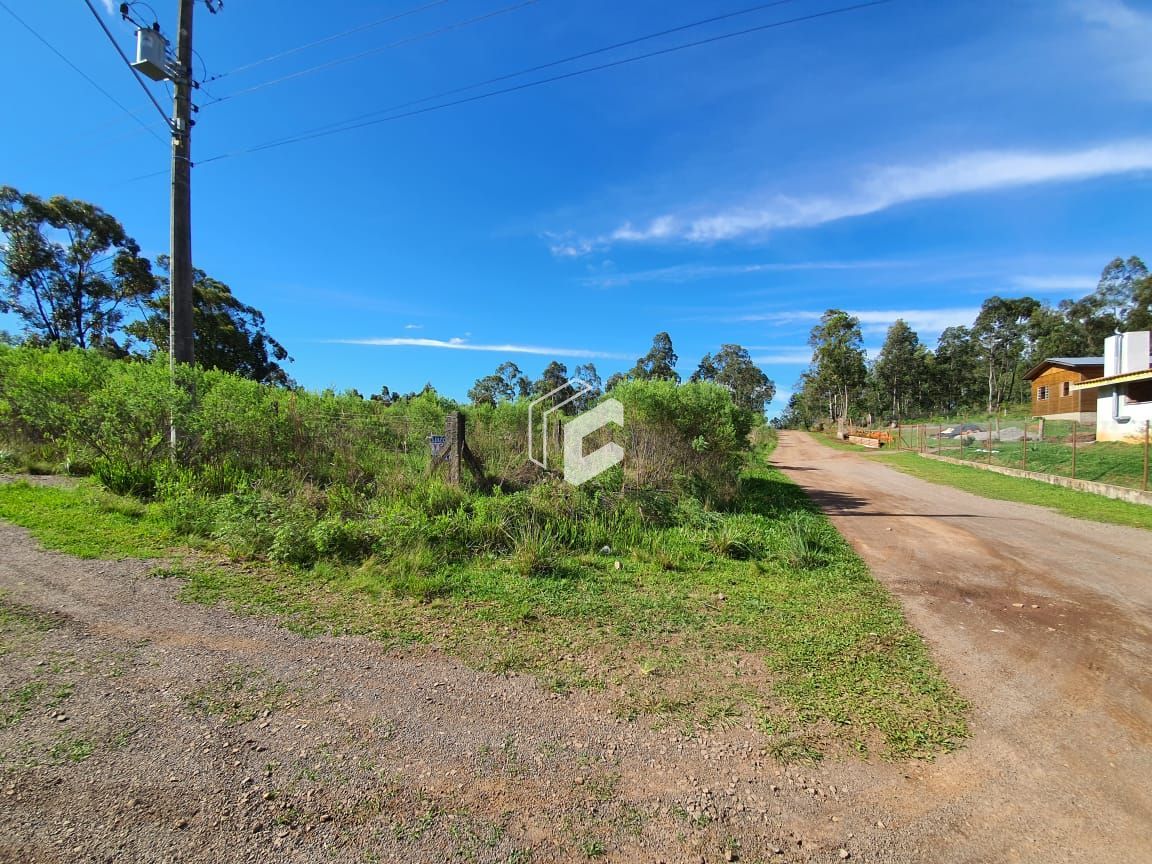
[
  {"xmin": 826, "ymin": 445, "xmax": 1152, "ymax": 531},
  {"xmin": 0, "ymin": 454, "xmax": 967, "ymax": 760},
  {"xmin": 0, "ymin": 480, "xmax": 175, "ymax": 558}
]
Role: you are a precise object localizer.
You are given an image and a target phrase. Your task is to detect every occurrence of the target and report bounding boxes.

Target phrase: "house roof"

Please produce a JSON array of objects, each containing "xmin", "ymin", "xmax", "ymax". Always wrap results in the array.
[
  {"xmin": 1071, "ymin": 368, "xmax": 1152, "ymax": 391},
  {"xmin": 1023, "ymin": 357, "xmax": 1104, "ymax": 381}
]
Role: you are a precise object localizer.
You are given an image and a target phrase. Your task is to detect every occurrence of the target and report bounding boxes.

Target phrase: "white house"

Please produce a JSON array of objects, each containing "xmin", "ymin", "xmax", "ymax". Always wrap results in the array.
[{"xmin": 1072, "ymin": 331, "xmax": 1152, "ymax": 443}]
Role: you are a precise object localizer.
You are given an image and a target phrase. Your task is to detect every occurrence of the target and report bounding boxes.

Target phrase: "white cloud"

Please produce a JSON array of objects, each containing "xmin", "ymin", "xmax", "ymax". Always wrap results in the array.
[
  {"xmin": 556, "ymin": 139, "xmax": 1152, "ymax": 253},
  {"xmin": 738, "ymin": 307, "xmax": 980, "ymax": 336},
  {"xmin": 582, "ymin": 258, "xmax": 914, "ymax": 289},
  {"xmin": 1072, "ymin": 0, "xmax": 1152, "ymax": 100},
  {"xmin": 403, "ymin": 323, "xmax": 423, "ymax": 330},
  {"xmin": 326, "ymin": 337, "xmax": 628, "ymax": 360},
  {"xmin": 101, "ymin": 0, "xmax": 115, "ymax": 12},
  {"xmin": 1011, "ymin": 275, "xmax": 1096, "ymax": 293},
  {"xmin": 749, "ymin": 350, "xmax": 814, "ymax": 365}
]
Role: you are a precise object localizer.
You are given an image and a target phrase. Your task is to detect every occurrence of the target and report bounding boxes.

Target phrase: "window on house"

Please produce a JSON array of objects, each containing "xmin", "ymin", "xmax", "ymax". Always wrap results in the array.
[
  {"xmin": 1037, "ymin": 386, "xmax": 1050, "ymax": 401},
  {"xmin": 1126, "ymin": 379, "xmax": 1152, "ymax": 404},
  {"xmin": 1061, "ymin": 381, "xmax": 1071, "ymax": 397}
]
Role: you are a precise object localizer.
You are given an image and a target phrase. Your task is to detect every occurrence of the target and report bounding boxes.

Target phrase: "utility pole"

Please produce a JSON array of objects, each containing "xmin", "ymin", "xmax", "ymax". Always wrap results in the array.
[{"xmin": 169, "ymin": 0, "xmax": 195, "ymax": 371}]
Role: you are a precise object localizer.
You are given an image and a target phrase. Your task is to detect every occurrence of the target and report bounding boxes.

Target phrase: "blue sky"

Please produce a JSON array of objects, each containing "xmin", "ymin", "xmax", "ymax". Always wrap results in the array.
[{"xmin": 2, "ymin": 0, "xmax": 1150, "ymax": 413}]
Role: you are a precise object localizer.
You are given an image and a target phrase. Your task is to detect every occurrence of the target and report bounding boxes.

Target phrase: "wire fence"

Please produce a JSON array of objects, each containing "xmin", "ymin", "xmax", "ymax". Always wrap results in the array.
[{"xmin": 848, "ymin": 418, "xmax": 1152, "ymax": 493}]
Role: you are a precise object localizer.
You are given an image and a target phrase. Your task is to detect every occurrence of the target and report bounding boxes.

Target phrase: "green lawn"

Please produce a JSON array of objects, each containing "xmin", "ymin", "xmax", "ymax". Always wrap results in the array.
[
  {"xmin": 0, "ymin": 454, "xmax": 967, "ymax": 761},
  {"xmin": 936, "ymin": 438, "xmax": 1149, "ymax": 489},
  {"xmin": 833, "ymin": 447, "xmax": 1152, "ymax": 531}
]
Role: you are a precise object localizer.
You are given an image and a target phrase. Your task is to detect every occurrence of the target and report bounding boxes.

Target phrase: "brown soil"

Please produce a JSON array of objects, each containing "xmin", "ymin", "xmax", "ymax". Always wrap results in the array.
[{"xmin": 1, "ymin": 434, "xmax": 1149, "ymax": 863}]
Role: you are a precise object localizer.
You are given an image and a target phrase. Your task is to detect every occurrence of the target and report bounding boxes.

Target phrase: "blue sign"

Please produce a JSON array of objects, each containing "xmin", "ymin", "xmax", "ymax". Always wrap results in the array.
[{"xmin": 429, "ymin": 435, "xmax": 447, "ymax": 456}]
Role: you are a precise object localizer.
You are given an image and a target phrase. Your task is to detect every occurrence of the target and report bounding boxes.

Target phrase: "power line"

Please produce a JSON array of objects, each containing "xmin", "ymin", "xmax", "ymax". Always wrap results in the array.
[
  {"xmin": 206, "ymin": 0, "xmax": 454, "ymax": 82},
  {"xmin": 81, "ymin": 0, "xmax": 174, "ymax": 130},
  {"xmin": 224, "ymin": 0, "xmax": 812, "ymax": 147},
  {"xmin": 197, "ymin": 0, "xmax": 895, "ymax": 167},
  {"xmin": 0, "ymin": 0, "xmax": 167, "ymax": 146},
  {"xmin": 204, "ymin": 0, "xmax": 543, "ymax": 107}
]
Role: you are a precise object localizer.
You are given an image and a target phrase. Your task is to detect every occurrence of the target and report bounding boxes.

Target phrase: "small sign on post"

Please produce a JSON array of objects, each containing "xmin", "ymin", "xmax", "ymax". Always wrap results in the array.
[{"xmin": 428, "ymin": 434, "xmax": 447, "ymax": 457}]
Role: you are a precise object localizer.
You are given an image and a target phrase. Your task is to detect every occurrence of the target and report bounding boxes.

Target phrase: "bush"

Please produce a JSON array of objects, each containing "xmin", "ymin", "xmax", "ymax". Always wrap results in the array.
[
  {"xmin": 610, "ymin": 379, "xmax": 755, "ymax": 504},
  {"xmin": 93, "ymin": 458, "xmax": 160, "ymax": 499}
]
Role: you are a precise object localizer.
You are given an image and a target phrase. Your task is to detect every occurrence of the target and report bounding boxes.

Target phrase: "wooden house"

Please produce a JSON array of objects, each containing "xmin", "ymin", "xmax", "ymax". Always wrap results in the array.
[{"xmin": 1022, "ymin": 357, "xmax": 1104, "ymax": 422}]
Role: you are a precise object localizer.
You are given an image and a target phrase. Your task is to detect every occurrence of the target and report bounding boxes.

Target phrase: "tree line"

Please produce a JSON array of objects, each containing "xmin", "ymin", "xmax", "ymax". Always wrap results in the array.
[
  {"xmin": 0, "ymin": 186, "xmax": 292, "ymax": 385},
  {"xmin": 781, "ymin": 256, "xmax": 1152, "ymax": 428},
  {"xmin": 466, "ymin": 333, "xmax": 777, "ymax": 414}
]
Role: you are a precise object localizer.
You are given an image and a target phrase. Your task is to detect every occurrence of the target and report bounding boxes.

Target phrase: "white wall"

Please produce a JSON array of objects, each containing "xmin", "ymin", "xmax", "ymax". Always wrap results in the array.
[{"xmin": 1097, "ymin": 332, "xmax": 1152, "ymax": 443}]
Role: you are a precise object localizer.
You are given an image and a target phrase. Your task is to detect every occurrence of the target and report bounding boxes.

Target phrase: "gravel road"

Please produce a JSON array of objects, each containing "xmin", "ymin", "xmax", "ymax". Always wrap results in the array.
[
  {"xmin": 771, "ymin": 431, "xmax": 1152, "ymax": 863},
  {"xmin": 1, "ymin": 436, "xmax": 1149, "ymax": 863}
]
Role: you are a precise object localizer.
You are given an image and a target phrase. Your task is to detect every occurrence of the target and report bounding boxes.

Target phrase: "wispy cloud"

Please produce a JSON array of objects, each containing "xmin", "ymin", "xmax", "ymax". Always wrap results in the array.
[
  {"xmin": 582, "ymin": 258, "xmax": 914, "ymax": 289},
  {"xmin": 403, "ymin": 323, "xmax": 423, "ymax": 330},
  {"xmin": 750, "ymin": 351, "xmax": 814, "ymax": 365},
  {"xmin": 326, "ymin": 337, "xmax": 628, "ymax": 360},
  {"xmin": 1011, "ymin": 274, "xmax": 1096, "ymax": 294},
  {"xmin": 1072, "ymin": 0, "xmax": 1152, "ymax": 100},
  {"xmin": 737, "ymin": 307, "xmax": 980, "ymax": 336},
  {"xmin": 555, "ymin": 139, "xmax": 1152, "ymax": 253},
  {"xmin": 100, "ymin": 0, "xmax": 115, "ymax": 12}
]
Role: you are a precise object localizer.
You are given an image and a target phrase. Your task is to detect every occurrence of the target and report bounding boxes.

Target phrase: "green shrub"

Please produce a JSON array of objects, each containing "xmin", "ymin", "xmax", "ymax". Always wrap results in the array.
[
  {"xmin": 93, "ymin": 458, "xmax": 160, "ymax": 499},
  {"xmin": 780, "ymin": 511, "xmax": 829, "ymax": 569},
  {"xmin": 309, "ymin": 516, "xmax": 377, "ymax": 563},
  {"xmin": 509, "ymin": 524, "xmax": 562, "ymax": 578}
]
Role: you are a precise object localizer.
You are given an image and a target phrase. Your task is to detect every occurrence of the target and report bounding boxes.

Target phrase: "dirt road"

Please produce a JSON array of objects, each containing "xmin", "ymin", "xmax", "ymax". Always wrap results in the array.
[
  {"xmin": 770, "ymin": 431, "xmax": 1152, "ymax": 862},
  {"xmin": 1, "ymin": 437, "xmax": 1150, "ymax": 863}
]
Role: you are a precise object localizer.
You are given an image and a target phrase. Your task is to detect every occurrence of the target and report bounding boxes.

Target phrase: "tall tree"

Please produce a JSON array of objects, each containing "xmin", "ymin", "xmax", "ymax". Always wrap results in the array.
[
  {"xmin": 808, "ymin": 310, "xmax": 866, "ymax": 424},
  {"xmin": 468, "ymin": 360, "xmax": 529, "ymax": 406},
  {"xmin": 1026, "ymin": 303, "xmax": 1094, "ymax": 363},
  {"xmin": 691, "ymin": 343, "xmax": 776, "ymax": 413},
  {"xmin": 930, "ymin": 326, "xmax": 982, "ymax": 414},
  {"xmin": 128, "ymin": 257, "xmax": 292, "ymax": 384},
  {"xmin": 1095, "ymin": 256, "xmax": 1148, "ymax": 326},
  {"xmin": 532, "ymin": 360, "xmax": 570, "ymax": 396},
  {"xmin": 0, "ymin": 187, "xmax": 154, "ymax": 350},
  {"xmin": 630, "ymin": 332, "xmax": 681, "ymax": 382},
  {"xmin": 972, "ymin": 296, "xmax": 1040, "ymax": 412},
  {"xmin": 570, "ymin": 362, "xmax": 602, "ymax": 412},
  {"xmin": 872, "ymin": 320, "xmax": 925, "ymax": 422}
]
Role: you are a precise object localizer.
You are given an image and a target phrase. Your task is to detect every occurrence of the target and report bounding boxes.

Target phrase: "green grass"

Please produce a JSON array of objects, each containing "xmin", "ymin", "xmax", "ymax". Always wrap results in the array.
[
  {"xmin": 933, "ymin": 438, "xmax": 1149, "ymax": 489},
  {"xmin": 0, "ymin": 480, "xmax": 174, "ymax": 558},
  {"xmin": 0, "ymin": 451, "xmax": 968, "ymax": 760},
  {"xmin": 863, "ymin": 450, "xmax": 1152, "ymax": 531}
]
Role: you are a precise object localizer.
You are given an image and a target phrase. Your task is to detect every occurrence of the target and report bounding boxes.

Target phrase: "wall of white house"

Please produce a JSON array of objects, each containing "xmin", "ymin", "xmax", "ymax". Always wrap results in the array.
[
  {"xmin": 1096, "ymin": 386, "xmax": 1152, "ymax": 442},
  {"xmin": 1096, "ymin": 332, "xmax": 1152, "ymax": 443}
]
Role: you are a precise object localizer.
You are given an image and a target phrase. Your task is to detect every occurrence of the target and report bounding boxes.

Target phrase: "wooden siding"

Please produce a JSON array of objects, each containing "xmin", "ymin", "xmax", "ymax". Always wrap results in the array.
[{"xmin": 1030, "ymin": 366, "xmax": 1103, "ymax": 416}]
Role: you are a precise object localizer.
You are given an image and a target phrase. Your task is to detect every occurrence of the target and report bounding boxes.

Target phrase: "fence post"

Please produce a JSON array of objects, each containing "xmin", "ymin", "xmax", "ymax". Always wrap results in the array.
[
  {"xmin": 1144, "ymin": 421, "xmax": 1149, "ymax": 493},
  {"xmin": 1072, "ymin": 420, "xmax": 1078, "ymax": 480},
  {"xmin": 444, "ymin": 411, "xmax": 464, "ymax": 487},
  {"xmin": 1022, "ymin": 420, "xmax": 1028, "ymax": 471}
]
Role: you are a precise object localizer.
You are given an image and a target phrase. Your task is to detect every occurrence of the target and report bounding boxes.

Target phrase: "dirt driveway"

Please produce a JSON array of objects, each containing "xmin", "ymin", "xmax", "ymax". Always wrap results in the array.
[
  {"xmin": 1, "ymin": 437, "xmax": 1149, "ymax": 863},
  {"xmin": 770, "ymin": 431, "xmax": 1152, "ymax": 863}
]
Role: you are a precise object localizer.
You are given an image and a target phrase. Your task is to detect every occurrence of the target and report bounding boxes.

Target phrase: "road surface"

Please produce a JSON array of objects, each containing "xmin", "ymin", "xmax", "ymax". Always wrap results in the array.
[{"xmin": 771, "ymin": 431, "xmax": 1152, "ymax": 862}]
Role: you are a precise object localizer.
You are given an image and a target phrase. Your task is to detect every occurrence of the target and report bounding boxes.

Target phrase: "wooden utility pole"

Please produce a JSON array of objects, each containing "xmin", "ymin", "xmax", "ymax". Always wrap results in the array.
[{"xmin": 169, "ymin": 0, "xmax": 195, "ymax": 370}]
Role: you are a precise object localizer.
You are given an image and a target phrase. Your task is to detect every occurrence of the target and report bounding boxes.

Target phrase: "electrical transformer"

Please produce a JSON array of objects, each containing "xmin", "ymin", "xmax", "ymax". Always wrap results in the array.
[{"xmin": 131, "ymin": 28, "xmax": 169, "ymax": 81}]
